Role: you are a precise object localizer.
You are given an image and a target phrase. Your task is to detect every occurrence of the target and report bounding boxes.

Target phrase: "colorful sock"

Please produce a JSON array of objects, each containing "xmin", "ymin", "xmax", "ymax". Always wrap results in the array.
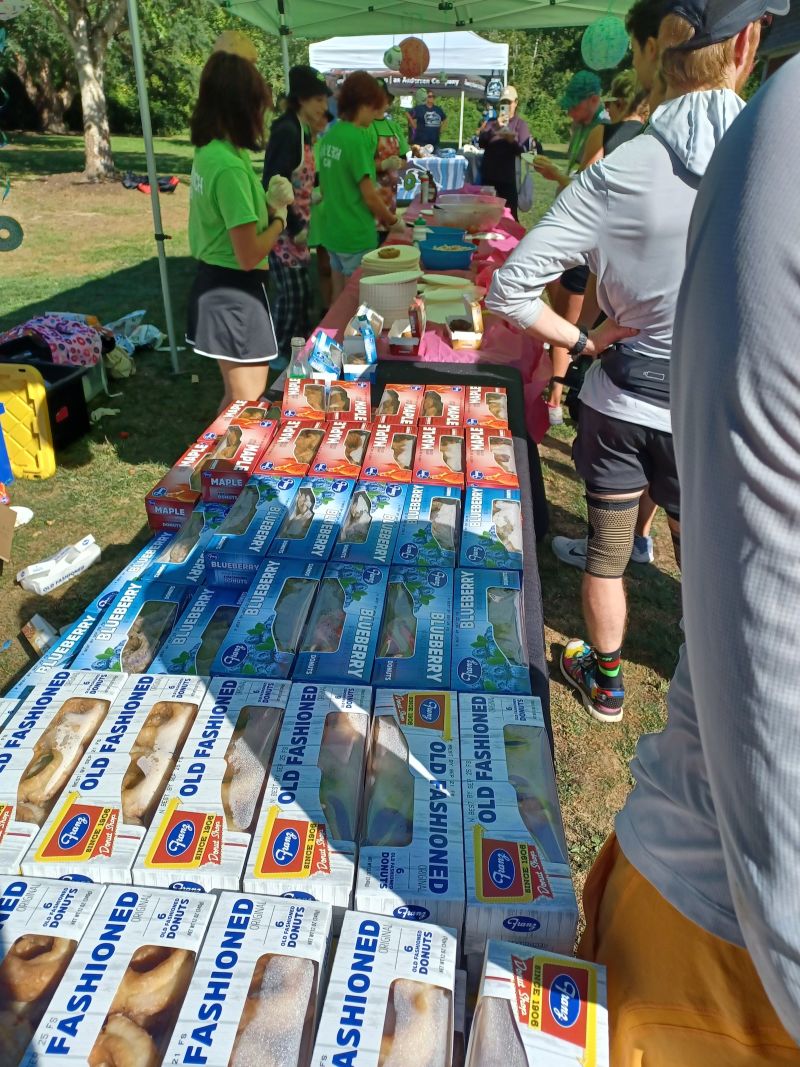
[{"xmin": 595, "ymin": 648, "xmax": 623, "ymax": 686}]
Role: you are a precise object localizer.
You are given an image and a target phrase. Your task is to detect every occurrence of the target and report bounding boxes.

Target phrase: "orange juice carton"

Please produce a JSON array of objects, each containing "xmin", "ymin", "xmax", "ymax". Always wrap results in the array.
[
  {"xmin": 326, "ymin": 380, "xmax": 371, "ymax": 422},
  {"xmin": 282, "ymin": 377, "xmax": 329, "ymax": 421},
  {"xmin": 163, "ymin": 892, "xmax": 333, "ymax": 1066},
  {"xmin": 355, "ymin": 689, "xmax": 464, "ymax": 931},
  {"xmin": 310, "ymin": 910, "xmax": 457, "ymax": 1067},
  {"xmin": 376, "ymin": 382, "xmax": 425, "ymax": 425},
  {"xmin": 243, "ymin": 683, "xmax": 371, "ymax": 925},
  {"xmin": 23, "ymin": 885, "xmax": 215, "ymax": 1066},
  {"xmin": 134, "ymin": 677, "xmax": 291, "ymax": 892},
  {"xmin": 465, "ymin": 424, "xmax": 519, "ymax": 489},
  {"xmin": 464, "ymin": 385, "xmax": 509, "ymax": 429},
  {"xmin": 145, "ymin": 439, "xmax": 216, "ymax": 532},
  {"xmin": 330, "ymin": 481, "xmax": 408, "ymax": 566},
  {"xmin": 342, "ymin": 312, "xmax": 379, "ymax": 375},
  {"xmin": 362, "ymin": 423, "xmax": 417, "ymax": 485},
  {"xmin": 200, "ymin": 418, "xmax": 279, "ymax": 504},
  {"xmin": 256, "ymin": 419, "xmax": 327, "ymax": 478},
  {"xmin": 420, "ymin": 384, "xmax": 465, "ymax": 427},
  {"xmin": 459, "ymin": 693, "xmax": 577, "ymax": 957},
  {"xmin": 467, "ymin": 942, "xmax": 609, "ymax": 1067},
  {"xmin": 413, "ymin": 423, "xmax": 465, "ymax": 489},
  {"xmin": 461, "ymin": 487, "xmax": 523, "ymax": 570},
  {"xmin": 311, "ymin": 420, "xmax": 371, "ymax": 480},
  {"xmin": 372, "ymin": 566, "xmax": 454, "ymax": 688},
  {"xmin": 452, "ymin": 570, "xmax": 531, "ymax": 694}
]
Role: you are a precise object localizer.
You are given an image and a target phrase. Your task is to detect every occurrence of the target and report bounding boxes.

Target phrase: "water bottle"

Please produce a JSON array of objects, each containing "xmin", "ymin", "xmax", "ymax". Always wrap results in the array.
[{"xmin": 290, "ymin": 336, "xmax": 307, "ymax": 378}]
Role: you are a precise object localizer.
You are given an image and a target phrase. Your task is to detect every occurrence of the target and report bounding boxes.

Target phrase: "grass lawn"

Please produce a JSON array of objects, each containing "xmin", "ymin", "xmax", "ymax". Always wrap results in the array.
[{"xmin": 0, "ymin": 133, "xmax": 681, "ymax": 899}]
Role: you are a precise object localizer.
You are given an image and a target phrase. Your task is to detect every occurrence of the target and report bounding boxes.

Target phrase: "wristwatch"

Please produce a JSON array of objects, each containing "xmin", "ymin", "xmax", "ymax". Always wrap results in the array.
[{"xmin": 568, "ymin": 325, "xmax": 589, "ymax": 357}]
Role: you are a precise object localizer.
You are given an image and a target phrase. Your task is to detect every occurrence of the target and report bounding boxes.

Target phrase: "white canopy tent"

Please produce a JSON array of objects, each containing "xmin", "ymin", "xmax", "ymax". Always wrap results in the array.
[{"xmin": 309, "ymin": 32, "xmax": 508, "ymax": 79}]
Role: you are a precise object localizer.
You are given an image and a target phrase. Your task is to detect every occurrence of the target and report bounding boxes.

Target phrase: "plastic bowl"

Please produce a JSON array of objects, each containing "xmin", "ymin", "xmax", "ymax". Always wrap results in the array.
[
  {"xmin": 419, "ymin": 240, "xmax": 474, "ymax": 271},
  {"xmin": 432, "ymin": 198, "xmax": 505, "ymax": 233}
]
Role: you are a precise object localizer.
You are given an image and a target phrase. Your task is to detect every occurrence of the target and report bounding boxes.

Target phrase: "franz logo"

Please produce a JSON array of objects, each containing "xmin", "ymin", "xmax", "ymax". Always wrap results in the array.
[
  {"xmin": 331, "ymin": 480, "xmax": 349, "ymax": 492},
  {"xmin": 419, "ymin": 699, "xmax": 441, "ymax": 724},
  {"xmin": 272, "ymin": 828, "xmax": 301, "ymax": 866},
  {"xmin": 458, "ymin": 657, "xmax": 482, "ymax": 684},
  {"xmin": 166, "ymin": 820, "xmax": 196, "ymax": 857},
  {"xmin": 362, "ymin": 567, "xmax": 383, "ymax": 585},
  {"xmin": 261, "ymin": 460, "xmax": 275, "ymax": 471},
  {"xmin": 393, "ymin": 905, "xmax": 430, "ymax": 921},
  {"xmin": 503, "ymin": 915, "xmax": 540, "ymax": 933},
  {"xmin": 221, "ymin": 643, "xmax": 248, "ymax": 669},
  {"xmin": 169, "ymin": 881, "xmax": 204, "ymax": 893},
  {"xmin": 97, "ymin": 591, "xmax": 117, "ymax": 611},
  {"xmin": 416, "ymin": 468, "xmax": 430, "ymax": 480},
  {"xmin": 467, "ymin": 545, "xmax": 486, "ymax": 563},
  {"xmin": 487, "ymin": 847, "xmax": 516, "ymax": 890},
  {"xmin": 281, "ymin": 891, "xmax": 315, "ymax": 899},
  {"xmin": 59, "ymin": 874, "xmax": 92, "ymax": 882},
  {"xmin": 399, "ymin": 543, "xmax": 418, "ymax": 561},
  {"xmin": 313, "ymin": 462, "xmax": 328, "ymax": 472},
  {"xmin": 152, "ymin": 486, "xmax": 167, "ymax": 497},
  {"xmin": 427, "ymin": 569, "xmax": 447, "ymax": 588},
  {"xmin": 58, "ymin": 814, "xmax": 90, "ymax": 851},
  {"xmin": 466, "ymin": 417, "xmax": 478, "ymax": 425},
  {"xmin": 364, "ymin": 466, "xmax": 378, "ymax": 477},
  {"xmin": 386, "ymin": 485, "xmax": 403, "ymax": 497},
  {"xmin": 549, "ymin": 974, "xmax": 581, "ymax": 1028},
  {"xmin": 277, "ymin": 478, "xmax": 295, "ymax": 490},
  {"xmin": 470, "ymin": 470, "xmax": 484, "ymax": 481},
  {"xmin": 284, "ymin": 409, "xmax": 297, "ymax": 418}
]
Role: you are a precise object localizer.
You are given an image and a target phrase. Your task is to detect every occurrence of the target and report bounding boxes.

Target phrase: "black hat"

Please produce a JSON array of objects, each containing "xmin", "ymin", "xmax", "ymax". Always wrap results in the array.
[
  {"xmin": 664, "ymin": 0, "xmax": 788, "ymax": 50},
  {"xmin": 288, "ymin": 65, "xmax": 331, "ymax": 100}
]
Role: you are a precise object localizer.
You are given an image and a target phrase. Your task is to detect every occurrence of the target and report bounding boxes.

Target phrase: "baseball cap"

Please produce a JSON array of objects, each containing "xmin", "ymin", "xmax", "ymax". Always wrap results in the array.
[
  {"xmin": 500, "ymin": 85, "xmax": 518, "ymax": 102},
  {"xmin": 288, "ymin": 65, "xmax": 331, "ymax": 100},
  {"xmin": 664, "ymin": 0, "xmax": 789, "ymax": 49},
  {"xmin": 560, "ymin": 70, "xmax": 603, "ymax": 110}
]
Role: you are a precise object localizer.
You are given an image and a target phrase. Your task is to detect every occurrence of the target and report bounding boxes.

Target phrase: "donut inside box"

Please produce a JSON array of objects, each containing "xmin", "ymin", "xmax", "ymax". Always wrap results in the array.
[
  {"xmin": 148, "ymin": 585, "xmax": 247, "ymax": 674},
  {"xmin": 310, "ymin": 909, "xmax": 458, "ymax": 1067},
  {"xmin": 281, "ymin": 377, "xmax": 329, "ymax": 421},
  {"xmin": 143, "ymin": 501, "xmax": 229, "ymax": 586},
  {"xmin": 204, "ymin": 473, "xmax": 302, "ymax": 588},
  {"xmin": 356, "ymin": 689, "xmax": 465, "ymax": 932},
  {"xmin": 0, "ymin": 669, "xmax": 126, "ymax": 875},
  {"xmin": 244, "ymin": 683, "xmax": 372, "ymax": 925},
  {"xmin": 163, "ymin": 892, "xmax": 333, "ymax": 1067},
  {"xmin": 452, "ymin": 569, "xmax": 532, "ymax": 694},
  {"xmin": 257, "ymin": 418, "xmax": 327, "ymax": 478},
  {"xmin": 465, "ymin": 425, "xmax": 519, "ymax": 490},
  {"xmin": 388, "ymin": 298, "xmax": 427, "ymax": 357},
  {"xmin": 325, "ymin": 380, "xmax": 371, "ymax": 422},
  {"xmin": 375, "ymin": 382, "xmax": 425, "ymax": 425},
  {"xmin": 372, "ymin": 565, "xmax": 454, "ymax": 689},
  {"xmin": 145, "ymin": 438, "xmax": 216, "ymax": 532},
  {"xmin": 413, "ymin": 423, "xmax": 465, "ymax": 489},
  {"xmin": 0, "ymin": 874, "xmax": 108, "ymax": 1066},
  {"xmin": 24, "ymin": 885, "xmax": 215, "ymax": 1066},
  {"xmin": 293, "ymin": 561, "xmax": 390, "ymax": 685},
  {"xmin": 21, "ymin": 674, "xmax": 208, "ymax": 884},
  {"xmin": 461, "ymin": 487, "xmax": 524, "ymax": 570},
  {"xmin": 195, "ymin": 397, "xmax": 266, "ymax": 442},
  {"xmin": 134, "ymin": 677, "xmax": 291, "ymax": 892},
  {"xmin": 330, "ymin": 481, "xmax": 408, "ymax": 566},
  {"xmin": 446, "ymin": 299, "xmax": 484, "ymax": 350},
  {"xmin": 210, "ymin": 558, "xmax": 324, "ymax": 680},
  {"xmin": 310, "ymin": 420, "xmax": 371, "ymax": 480},
  {"xmin": 362, "ymin": 422, "xmax": 418, "ymax": 485},
  {"xmin": 420, "ymin": 383, "xmax": 465, "ymax": 426},
  {"xmin": 464, "ymin": 385, "xmax": 509, "ymax": 429},
  {"xmin": 267, "ymin": 475, "xmax": 356, "ymax": 561},
  {"xmin": 394, "ymin": 484, "xmax": 462, "ymax": 568},
  {"xmin": 199, "ymin": 416, "xmax": 278, "ymax": 504}
]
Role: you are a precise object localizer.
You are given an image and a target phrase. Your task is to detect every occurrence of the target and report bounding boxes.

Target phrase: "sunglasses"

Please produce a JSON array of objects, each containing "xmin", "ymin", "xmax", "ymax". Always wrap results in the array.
[{"xmin": 759, "ymin": 12, "xmax": 773, "ymax": 37}]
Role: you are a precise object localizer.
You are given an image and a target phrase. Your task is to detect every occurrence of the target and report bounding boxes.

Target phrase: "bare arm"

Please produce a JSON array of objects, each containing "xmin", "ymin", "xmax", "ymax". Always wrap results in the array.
[
  {"xmin": 228, "ymin": 218, "xmax": 285, "ymax": 271},
  {"xmin": 581, "ymin": 124, "xmax": 605, "ymax": 170},
  {"xmin": 359, "ymin": 175, "xmax": 397, "ymax": 228}
]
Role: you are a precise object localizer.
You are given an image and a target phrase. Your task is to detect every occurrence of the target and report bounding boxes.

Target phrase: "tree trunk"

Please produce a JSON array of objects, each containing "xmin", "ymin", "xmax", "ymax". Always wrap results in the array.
[
  {"xmin": 15, "ymin": 56, "xmax": 73, "ymax": 134},
  {"xmin": 70, "ymin": 13, "xmax": 115, "ymax": 180}
]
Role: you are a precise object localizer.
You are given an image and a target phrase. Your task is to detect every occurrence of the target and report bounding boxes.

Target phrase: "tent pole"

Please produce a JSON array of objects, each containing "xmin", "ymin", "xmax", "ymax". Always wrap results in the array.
[
  {"xmin": 281, "ymin": 33, "xmax": 291, "ymax": 91},
  {"xmin": 458, "ymin": 90, "xmax": 465, "ymax": 147},
  {"xmin": 126, "ymin": 0, "xmax": 180, "ymax": 374}
]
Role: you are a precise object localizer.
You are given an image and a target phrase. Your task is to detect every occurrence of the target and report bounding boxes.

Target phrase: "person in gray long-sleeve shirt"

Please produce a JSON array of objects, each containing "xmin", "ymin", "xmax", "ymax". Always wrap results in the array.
[{"xmin": 578, "ymin": 48, "xmax": 800, "ymax": 1067}]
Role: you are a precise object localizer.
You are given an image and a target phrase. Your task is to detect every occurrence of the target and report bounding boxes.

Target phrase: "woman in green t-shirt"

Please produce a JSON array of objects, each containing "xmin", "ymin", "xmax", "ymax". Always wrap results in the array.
[
  {"xmin": 371, "ymin": 81, "xmax": 416, "ymax": 243},
  {"xmin": 186, "ymin": 52, "xmax": 289, "ymax": 410}
]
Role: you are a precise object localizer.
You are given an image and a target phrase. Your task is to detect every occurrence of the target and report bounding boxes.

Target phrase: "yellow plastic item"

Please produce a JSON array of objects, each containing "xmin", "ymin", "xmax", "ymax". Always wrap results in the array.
[{"xmin": 0, "ymin": 364, "xmax": 56, "ymax": 479}]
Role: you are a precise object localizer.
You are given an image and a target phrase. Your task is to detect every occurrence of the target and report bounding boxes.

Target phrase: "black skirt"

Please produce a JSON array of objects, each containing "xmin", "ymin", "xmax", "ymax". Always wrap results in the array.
[{"xmin": 186, "ymin": 261, "xmax": 278, "ymax": 362}]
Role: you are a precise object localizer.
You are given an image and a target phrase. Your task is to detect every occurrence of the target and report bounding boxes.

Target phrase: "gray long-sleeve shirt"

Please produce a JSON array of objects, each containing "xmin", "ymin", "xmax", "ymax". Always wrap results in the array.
[{"xmin": 616, "ymin": 55, "xmax": 800, "ymax": 1041}]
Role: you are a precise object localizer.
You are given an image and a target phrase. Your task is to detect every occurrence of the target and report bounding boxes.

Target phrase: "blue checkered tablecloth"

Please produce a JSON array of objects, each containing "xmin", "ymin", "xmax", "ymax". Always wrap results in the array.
[{"xmin": 398, "ymin": 156, "xmax": 470, "ymax": 200}]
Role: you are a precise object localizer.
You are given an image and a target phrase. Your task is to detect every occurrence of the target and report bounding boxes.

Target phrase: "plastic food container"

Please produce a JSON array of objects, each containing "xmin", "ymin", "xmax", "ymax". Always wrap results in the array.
[
  {"xmin": 420, "ymin": 240, "xmax": 474, "ymax": 271},
  {"xmin": 433, "ymin": 194, "xmax": 506, "ymax": 233}
]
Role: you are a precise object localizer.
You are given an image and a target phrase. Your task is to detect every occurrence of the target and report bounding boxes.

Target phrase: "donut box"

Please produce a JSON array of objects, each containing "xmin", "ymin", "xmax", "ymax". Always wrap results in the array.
[
  {"xmin": 467, "ymin": 942, "xmax": 609, "ymax": 1067},
  {"xmin": 362, "ymin": 422, "xmax": 417, "ymax": 485},
  {"xmin": 21, "ymin": 674, "xmax": 208, "ymax": 884},
  {"xmin": 330, "ymin": 481, "xmax": 408, "ymax": 566},
  {"xmin": 325, "ymin": 380, "xmax": 371, "ymax": 422},
  {"xmin": 307, "ymin": 332, "xmax": 344, "ymax": 380},
  {"xmin": 293, "ymin": 562, "xmax": 390, "ymax": 685},
  {"xmin": 420, "ymin": 384, "xmax": 465, "ymax": 427},
  {"xmin": 459, "ymin": 694, "xmax": 577, "ymax": 957},
  {"xmin": 70, "ymin": 580, "xmax": 191, "ymax": 675},
  {"xmin": 149, "ymin": 586, "xmax": 248, "ymax": 675},
  {"xmin": 281, "ymin": 377, "xmax": 329, "ymax": 421},
  {"xmin": 267, "ymin": 475, "xmax": 356, "ymax": 562},
  {"xmin": 0, "ymin": 874, "xmax": 108, "ymax": 1067},
  {"xmin": 257, "ymin": 418, "xmax": 327, "ymax": 478},
  {"xmin": 356, "ymin": 690, "xmax": 465, "ymax": 932},
  {"xmin": 135, "ymin": 678, "xmax": 291, "ymax": 892},
  {"xmin": 145, "ymin": 438, "xmax": 216, "ymax": 532},
  {"xmin": 143, "ymin": 502, "xmax": 229, "ymax": 587},
  {"xmin": 195, "ymin": 398, "xmax": 264, "ymax": 442},
  {"xmin": 199, "ymin": 415, "xmax": 279, "ymax": 505},
  {"xmin": 243, "ymin": 683, "xmax": 372, "ymax": 924},
  {"xmin": 209, "ymin": 559, "xmax": 324, "ymax": 680},
  {"xmin": 372, "ymin": 566, "xmax": 454, "ymax": 690},
  {"xmin": 375, "ymin": 382, "xmax": 425, "ymax": 425},
  {"xmin": 464, "ymin": 385, "xmax": 510, "ymax": 429},
  {"xmin": 413, "ymin": 423, "xmax": 465, "ymax": 489},
  {"xmin": 452, "ymin": 569, "xmax": 531, "ymax": 695},
  {"xmin": 23, "ymin": 885, "xmax": 215, "ymax": 1066},
  {"xmin": 204, "ymin": 474, "xmax": 302, "ymax": 588},
  {"xmin": 311, "ymin": 909, "xmax": 458, "ymax": 1067},
  {"xmin": 310, "ymin": 420, "xmax": 371, "ymax": 480},
  {"xmin": 393, "ymin": 484, "xmax": 462, "ymax": 568},
  {"xmin": 465, "ymin": 425, "xmax": 519, "ymax": 490},
  {"xmin": 461, "ymin": 487, "xmax": 524, "ymax": 571},
  {"xmin": 163, "ymin": 892, "xmax": 333, "ymax": 1066}
]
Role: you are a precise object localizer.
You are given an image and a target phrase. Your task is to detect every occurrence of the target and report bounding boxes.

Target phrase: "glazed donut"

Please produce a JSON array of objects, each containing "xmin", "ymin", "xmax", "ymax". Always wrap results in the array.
[
  {"xmin": 0, "ymin": 935, "xmax": 76, "ymax": 1004},
  {"xmin": 0, "ymin": 1007, "xmax": 35, "ymax": 1067},
  {"xmin": 317, "ymin": 712, "xmax": 368, "ymax": 842},
  {"xmin": 121, "ymin": 750, "xmax": 175, "ymax": 827},
  {"xmin": 378, "ymin": 979, "xmax": 450, "ymax": 1067},
  {"xmin": 229, "ymin": 953, "xmax": 314, "ymax": 1067},
  {"xmin": 88, "ymin": 1013, "xmax": 160, "ymax": 1067},
  {"xmin": 130, "ymin": 701, "xmax": 198, "ymax": 760},
  {"xmin": 108, "ymin": 946, "xmax": 194, "ymax": 1026},
  {"xmin": 221, "ymin": 706, "xmax": 282, "ymax": 833}
]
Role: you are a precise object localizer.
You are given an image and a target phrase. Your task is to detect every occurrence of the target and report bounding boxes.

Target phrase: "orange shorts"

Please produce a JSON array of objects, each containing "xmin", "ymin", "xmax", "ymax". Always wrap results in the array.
[{"xmin": 579, "ymin": 835, "xmax": 800, "ymax": 1066}]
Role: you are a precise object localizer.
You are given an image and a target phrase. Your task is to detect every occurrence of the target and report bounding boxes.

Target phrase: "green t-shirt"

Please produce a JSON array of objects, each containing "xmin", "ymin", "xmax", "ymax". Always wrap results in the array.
[
  {"xmin": 369, "ymin": 116, "xmax": 411, "ymax": 157},
  {"xmin": 188, "ymin": 139, "xmax": 269, "ymax": 270},
  {"xmin": 317, "ymin": 121, "xmax": 378, "ymax": 255}
]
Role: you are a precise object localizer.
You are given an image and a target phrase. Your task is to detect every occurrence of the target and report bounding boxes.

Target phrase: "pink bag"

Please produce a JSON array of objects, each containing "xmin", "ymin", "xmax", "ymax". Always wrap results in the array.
[{"xmin": 0, "ymin": 315, "xmax": 103, "ymax": 367}]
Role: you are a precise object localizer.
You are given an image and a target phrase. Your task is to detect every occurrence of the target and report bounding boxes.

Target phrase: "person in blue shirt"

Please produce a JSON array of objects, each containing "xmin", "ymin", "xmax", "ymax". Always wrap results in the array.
[{"xmin": 407, "ymin": 90, "xmax": 447, "ymax": 148}]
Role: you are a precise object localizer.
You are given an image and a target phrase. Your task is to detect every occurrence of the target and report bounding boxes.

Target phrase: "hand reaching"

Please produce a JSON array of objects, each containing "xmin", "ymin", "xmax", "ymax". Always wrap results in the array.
[
  {"xmin": 380, "ymin": 155, "xmax": 402, "ymax": 173},
  {"xmin": 266, "ymin": 175, "xmax": 295, "ymax": 211},
  {"xmin": 587, "ymin": 318, "xmax": 639, "ymax": 356}
]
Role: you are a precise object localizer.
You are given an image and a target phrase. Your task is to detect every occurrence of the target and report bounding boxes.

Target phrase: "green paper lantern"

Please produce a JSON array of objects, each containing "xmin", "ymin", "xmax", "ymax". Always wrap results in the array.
[
  {"xmin": 383, "ymin": 46, "xmax": 402, "ymax": 70},
  {"xmin": 415, "ymin": 88, "xmax": 427, "ymax": 105},
  {"xmin": 581, "ymin": 17, "xmax": 629, "ymax": 71},
  {"xmin": 0, "ymin": 0, "xmax": 29, "ymax": 19}
]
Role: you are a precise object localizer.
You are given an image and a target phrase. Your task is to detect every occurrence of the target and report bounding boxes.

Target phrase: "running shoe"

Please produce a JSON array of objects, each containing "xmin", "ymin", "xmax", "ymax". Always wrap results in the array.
[
  {"xmin": 547, "ymin": 402, "xmax": 564, "ymax": 427},
  {"xmin": 551, "ymin": 535, "xmax": 587, "ymax": 570},
  {"xmin": 560, "ymin": 639, "xmax": 625, "ymax": 723},
  {"xmin": 631, "ymin": 534, "xmax": 655, "ymax": 564}
]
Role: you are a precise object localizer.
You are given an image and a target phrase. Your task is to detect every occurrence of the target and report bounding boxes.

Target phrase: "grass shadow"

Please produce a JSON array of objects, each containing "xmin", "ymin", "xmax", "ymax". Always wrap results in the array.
[{"xmin": 6, "ymin": 132, "xmax": 195, "ymax": 179}]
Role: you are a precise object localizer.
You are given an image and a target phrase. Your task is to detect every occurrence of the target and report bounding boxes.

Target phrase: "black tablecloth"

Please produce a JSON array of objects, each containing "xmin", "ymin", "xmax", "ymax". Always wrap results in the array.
[{"xmin": 374, "ymin": 362, "xmax": 551, "ymax": 732}]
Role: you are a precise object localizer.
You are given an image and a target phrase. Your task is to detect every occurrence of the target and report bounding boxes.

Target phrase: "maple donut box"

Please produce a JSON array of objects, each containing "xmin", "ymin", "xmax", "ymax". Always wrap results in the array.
[
  {"xmin": 257, "ymin": 418, "xmax": 327, "ymax": 479},
  {"xmin": 464, "ymin": 385, "xmax": 510, "ymax": 430},
  {"xmin": 413, "ymin": 423, "xmax": 465, "ymax": 490},
  {"xmin": 199, "ymin": 416, "xmax": 279, "ymax": 505},
  {"xmin": 310, "ymin": 420, "xmax": 372, "ymax": 481}
]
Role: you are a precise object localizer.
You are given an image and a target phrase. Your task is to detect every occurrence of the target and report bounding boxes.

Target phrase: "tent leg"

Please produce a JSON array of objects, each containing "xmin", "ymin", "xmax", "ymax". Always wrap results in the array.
[
  {"xmin": 281, "ymin": 34, "xmax": 291, "ymax": 92},
  {"xmin": 458, "ymin": 90, "xmax": 465, "ymax": 148},
  {"xmin": 126, "ymin": 0, "xmax": 180, "ymax": 374}
]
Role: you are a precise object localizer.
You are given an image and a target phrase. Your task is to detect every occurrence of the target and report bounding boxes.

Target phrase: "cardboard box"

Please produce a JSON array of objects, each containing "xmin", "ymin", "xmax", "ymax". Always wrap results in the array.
[
  {"xmin": 149, "ymin": 586, "xmax": 247, "ymax": 675},
  {"xmin": 267, "ymin": 476, "xmax": 356, "ymax": 562},
  {"xmin": 24, "ymin": 886, "xmax": 215, "ymax": 1066},
  {"xmin": 281, "ymin": 377, "xmax": 329, "ymax": 421},
  {"xmin": 195, "ymin": 398, "xmax": 257, "ymax": 441},
  {"xmin": 452, "ymin": 569, "xmax": 531, "ymax": 694},
  {"xmin": 465, "ymin": 425, "xmax": 519, "ymax": 490},
  {"xmin": 330, "ymin": 481, "xmax": 407, "ymax": 566},
  {"xmin": 307, "ymin": 331, "xmax": 344, "ymax": 380},
  {"xmin": 162, "ymin": 892, "xmax": 333, "ymax": 1066},
  {"xmin": 420, "ymin": 384, "xmax": 465, "ymax": 427},
  {"xmin": 375, "ymin": 382, "xmax": 425, "ymax": 425},
  {"xmin": 243, "ymin": 683, "xmax": 372, "ymax": 922},
  {"xmin": 356, "ymin": 690, "xmax": 465, "ymax": 931},
  {"xmin": 134, "ymin": 678, "xmax": 291, "ymax": 892},
  {"xmin": 21, "ymin": 674, "xmax": 207, "ymax": 884},
  {"xmin": 70, "ymin": 580, "xmax": 190, "ymax": 675},
  {"xmin": 293, "ymin": 562, "xmax": 390, "ymax": 685},
  {"xmin": 464, "ymin": 385, "xmax": 509, "ymax": 429},
  {"xmin": 413, "ymin": 423, "xmax": 465, "ymax": 489},
  {"xmin": 0, "ymin": 874, "xmax": 108, "ymax": 1066},
  {"xmin": 362, "ymin": 423, "xmax": 417, "ymax": 485},
  {"xmin": 460, "ymin": 693, "xmax": 576, "ymax": 957},
  {"xmin": 311, "ymin": 910, "xmax": 457, "ymax": 1067},
  {"xmin": 387, "ymin": 318, "xmax": 420, "ymax": 357},
  {"xmin": 204, "ymin": 474, "xmax": 302, "ymax": 588},
  {"xmin": 394, "ymin": 484, "xmax": 461, "ymax": 568},
  {"xmin": 210, "ymin": 559, "xmax": 324, "ymax": 679},
  {"xmin": 143, "ymin": 502, "xmax": 229, "ymax": 587},
  {"xmin": 467, "ymin": 942, "xmax": 609, "ymax": 1067},
  {"xmin": 310, "ymin": 420, "xmax": 371, "ymax": 480},
  {"xmin": 461, "ymin": 487, "xmax": 524, "ymax": 570},
  {"xmin": 257, "ymin": 419, "xmax": 327, "ymax": 478},
  {"xmin": 197, "ymin": 414, "xmax": 278, "ymax": 504},
  {"xmin": 372, "ymin": 566, "xmax": 453, "ymax": 689},
  {"xmin": 145, "ymin": 439, "xmax": 216, "ymax": 531},
  {"xmin": 342, "ymin": 308, "xmax": 380, "ymax": 368},
  {"xmin": 325, "ymin": 380, "xmax": 371, "ymax": 422}
]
